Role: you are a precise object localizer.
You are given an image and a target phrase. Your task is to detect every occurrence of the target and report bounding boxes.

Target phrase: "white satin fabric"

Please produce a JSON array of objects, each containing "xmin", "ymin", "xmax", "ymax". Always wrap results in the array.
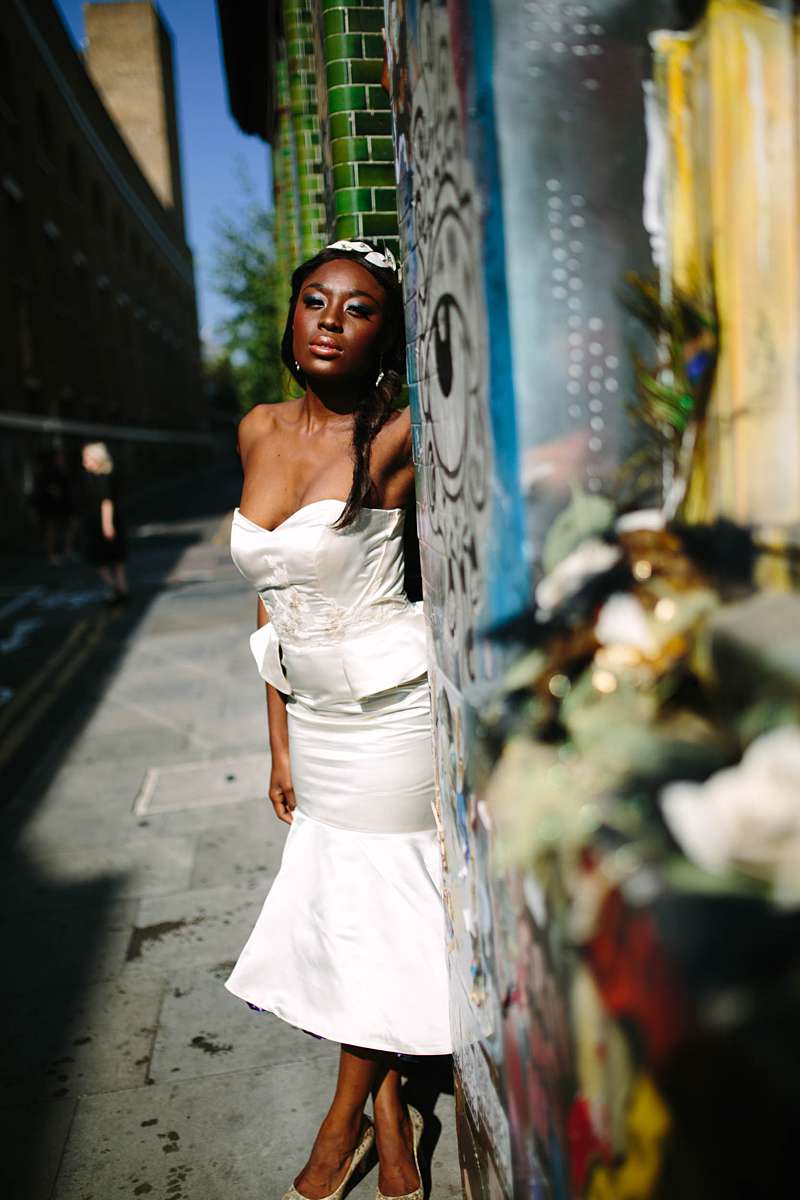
[{"xmin": 225, "ymin": 500, "xmax": 451, "ymax": 1055}]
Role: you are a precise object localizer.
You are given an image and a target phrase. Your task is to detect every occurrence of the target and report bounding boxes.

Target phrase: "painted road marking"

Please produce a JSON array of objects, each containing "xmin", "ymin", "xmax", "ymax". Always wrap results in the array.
[{"xmin": 0, "ymin": 609, "xmax": 115, "ymax": 772}]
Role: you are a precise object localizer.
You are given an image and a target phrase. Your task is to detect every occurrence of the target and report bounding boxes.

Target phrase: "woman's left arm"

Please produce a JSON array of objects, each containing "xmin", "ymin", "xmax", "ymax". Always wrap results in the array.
[{"xmin": 100, "ymin": 496, "xmax": 115, "ymax": 540}]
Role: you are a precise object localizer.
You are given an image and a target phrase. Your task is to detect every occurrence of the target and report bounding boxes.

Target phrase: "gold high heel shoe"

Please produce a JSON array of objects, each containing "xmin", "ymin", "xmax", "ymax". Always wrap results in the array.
[
  {"xmin": 375, "ymin": 1105, "xmax": 424, "ymax": 1200},
  {"xmin": 281, "ymin": 1116, "xmax": 375, "ymax": 1200}
]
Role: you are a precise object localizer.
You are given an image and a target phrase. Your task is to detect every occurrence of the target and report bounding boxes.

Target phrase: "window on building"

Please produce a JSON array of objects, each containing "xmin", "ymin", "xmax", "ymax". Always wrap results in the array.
[
  {"xmin": 66, "ymin": 144, "xmax": 81, "ymax": 197},
  {"xmin": 17, "ymin": 293, "xmax": 35, "ymax": 375},
  {"xmin": 0, "ymin": 35, "xmax": 17, "ymax": 119},
  {"xmin": 112, "ymin": 208, "xmax": 124, "ymax": 254},
  {"xmin": 5, "ymin": 191, "xmax": 30, "ymax": 281},
  {"xmin": 35, "ymin": 91, "xmax": 54, "ymax": 159},
  {"xmin": 91, "ymin": 180, "xmax": 105, "ymax": 226}
]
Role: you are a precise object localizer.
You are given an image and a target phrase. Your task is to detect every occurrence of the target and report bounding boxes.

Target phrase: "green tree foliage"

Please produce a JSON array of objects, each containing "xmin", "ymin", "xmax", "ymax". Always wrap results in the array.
[{"xmin": 211, "ymin": 184, "xmax": 282, "ymax": 414}]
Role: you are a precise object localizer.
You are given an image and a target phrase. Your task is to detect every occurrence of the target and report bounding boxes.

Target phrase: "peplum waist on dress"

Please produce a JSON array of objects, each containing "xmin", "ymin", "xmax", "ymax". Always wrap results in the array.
[
  {"xmin": 230, "ymin": 500, "xmax": 428, "ymax": 711},
  {"xmin": 249, "ymin": 599, "xmax": 427, "ymax": 708}
]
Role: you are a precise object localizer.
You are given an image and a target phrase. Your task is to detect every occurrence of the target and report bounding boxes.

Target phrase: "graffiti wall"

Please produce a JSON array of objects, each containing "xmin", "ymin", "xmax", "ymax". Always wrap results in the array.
[
  {"xmin": 387, "ymin": 1, "xmax": 518, "ymax": 1189},
  {"xmin": 390, "ymin": 0, "xmax": 800, "ymax": 1196}
]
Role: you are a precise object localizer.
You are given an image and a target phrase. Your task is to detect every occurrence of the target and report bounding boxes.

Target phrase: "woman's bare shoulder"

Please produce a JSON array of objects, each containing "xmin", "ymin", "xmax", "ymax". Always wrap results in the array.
[{"xmin": 237, "ymin": 400, "xmax": 302, "ymax": 455}]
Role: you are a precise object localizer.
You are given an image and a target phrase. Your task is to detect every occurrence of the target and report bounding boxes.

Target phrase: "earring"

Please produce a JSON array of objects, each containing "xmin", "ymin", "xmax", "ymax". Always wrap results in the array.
[
  {"xmin": 375, "ymin": 357, "xmax": 385, "ymax": 387},
  {"xmin": 294, "ymin": 360, "xmax": 302, "ymax": 374}
]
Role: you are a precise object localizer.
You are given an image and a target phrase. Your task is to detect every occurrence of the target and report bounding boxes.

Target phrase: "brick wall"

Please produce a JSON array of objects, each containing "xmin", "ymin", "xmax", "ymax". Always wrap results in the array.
[
  {"xmin": 283, "ymin": 0, "xmax": 327, "ymax": 259},
  {"xmin": 317, "ymin": 0, "xmax": 398, "ymax": 257}
]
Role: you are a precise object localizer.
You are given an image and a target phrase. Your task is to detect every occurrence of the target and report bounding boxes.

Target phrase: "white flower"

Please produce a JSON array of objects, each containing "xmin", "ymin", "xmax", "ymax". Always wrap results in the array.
[
  {"xmin": 615, "ymin": 508, "xmax": 666, "ymax": 534},
  {"xmin": 536, "ymin": 538, "xmax": 620, "ymax": 616},
  {"xmin": 660, "ymin": 726, "xmax": 800, "ymax": 902},
  {"xmin": 595, "ymin": 593, "xmax": 658, "ymax": 656}
]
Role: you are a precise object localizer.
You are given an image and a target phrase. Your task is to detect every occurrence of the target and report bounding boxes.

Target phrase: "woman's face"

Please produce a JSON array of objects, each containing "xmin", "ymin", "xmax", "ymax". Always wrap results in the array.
[{"xmin": 292, "ymin": 257, "xmax": 389, "ymax": 384}]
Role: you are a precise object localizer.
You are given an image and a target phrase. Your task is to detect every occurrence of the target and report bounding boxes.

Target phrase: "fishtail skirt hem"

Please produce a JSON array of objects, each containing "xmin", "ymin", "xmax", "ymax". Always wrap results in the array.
[{"xmin": 224, "ymin": 807, "xmax": 452, "ymax": 1056}]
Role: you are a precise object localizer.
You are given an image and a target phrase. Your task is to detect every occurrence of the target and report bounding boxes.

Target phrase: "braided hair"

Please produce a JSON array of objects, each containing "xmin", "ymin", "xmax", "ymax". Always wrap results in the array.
[{"xmin": 280, "ymin": 246, "xmax": 405, "ymax": 530}]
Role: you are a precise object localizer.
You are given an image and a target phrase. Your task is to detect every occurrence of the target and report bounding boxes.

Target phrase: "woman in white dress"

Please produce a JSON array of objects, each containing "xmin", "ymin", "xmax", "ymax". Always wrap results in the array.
[{"xmin": 226, "ymin": 241, "xmax": 451, "ymax": 1200}]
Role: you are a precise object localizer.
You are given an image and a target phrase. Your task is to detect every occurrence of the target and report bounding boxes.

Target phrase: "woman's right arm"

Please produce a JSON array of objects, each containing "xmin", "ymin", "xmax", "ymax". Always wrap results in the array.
[{"xmin": 257, "ymin": 596, "xmax": 296, "ymax": 825}]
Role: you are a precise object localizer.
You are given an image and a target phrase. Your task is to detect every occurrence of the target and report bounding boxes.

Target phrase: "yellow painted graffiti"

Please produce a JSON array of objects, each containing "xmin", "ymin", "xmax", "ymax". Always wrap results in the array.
[
  {"xmin": 652, "ymin": 0, "xmax": 800, "ymax": 527},
  {"xmin": 586, "ymin": 1073, "xmax": 671, "ymax": 1200}
]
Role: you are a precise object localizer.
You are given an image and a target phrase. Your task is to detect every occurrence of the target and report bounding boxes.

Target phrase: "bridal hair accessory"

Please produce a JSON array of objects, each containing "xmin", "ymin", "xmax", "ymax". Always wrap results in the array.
[{"xmin": 327, "ymin": 239, "xmax": 398, "ymax": 275}]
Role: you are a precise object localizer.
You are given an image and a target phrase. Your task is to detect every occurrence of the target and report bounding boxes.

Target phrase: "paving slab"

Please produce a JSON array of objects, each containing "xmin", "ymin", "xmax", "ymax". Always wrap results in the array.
[
  {"xmin": 146, "ymin": 796, "xmax": 270, "ymax": 839},
  {"xmin": 135, "ymin": 752, "xmax": 271, "ymax": 815},
  {"xmin": 124, "ymin": 883, "xmax": 264, "ymax": 972},
  {"xmin": 148, "ymin": 961, "xmax": 331, "ymax": 1084},
  {"xmin": 0, "ymin": 896, "xmax": 139, "ymax": 989},
  {"xmin": 2, "ymin": 975, "xmax": 165, "ymax": 1100},
  {"xmin": 62, "ymin": 724, "xmax": 199, "ymax": 766},
  {"xmin": 0, "ymin": 1093, "xmax": 78, "ymax": 1200},
  {"xmin": 14, "ymin": 757, "xmax": 149, "ymax": 815},
  {"xmin": 0, "ymin": 835, "xmax": 196, "ymax": 912},
  {"xmin": 190, "ymin": 819, "xmax": 286, "ymax": 890}
]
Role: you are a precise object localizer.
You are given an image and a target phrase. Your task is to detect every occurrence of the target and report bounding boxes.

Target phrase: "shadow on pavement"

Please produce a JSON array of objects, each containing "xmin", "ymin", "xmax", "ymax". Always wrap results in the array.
[{"xmin": 0, "ymin": 461, "xmax": 242, "ymax": 1200}]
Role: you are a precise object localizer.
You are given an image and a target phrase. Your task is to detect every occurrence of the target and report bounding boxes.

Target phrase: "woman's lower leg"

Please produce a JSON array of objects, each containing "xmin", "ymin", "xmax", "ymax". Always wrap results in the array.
[
  {"xmin": 293, "ymin": 1044, "xmax": 383, "ymax": 1198},
  {"xmin": 112, "ymin": 563, "xmax": 128, "ymax": 597},
  {"xmin": 373, "ymin": 1066, "xmax": 421, "ymax": 1195}
]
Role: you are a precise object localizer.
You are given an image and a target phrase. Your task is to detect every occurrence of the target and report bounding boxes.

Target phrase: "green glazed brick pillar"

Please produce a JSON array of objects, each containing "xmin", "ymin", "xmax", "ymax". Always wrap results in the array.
[
  {"xmin": 272, "ymin": 49, "xmax": 301, "ymax": 344},
  {"xmin": 320, "ymin": 0, "xmax": 399, "ymax": 258},
  {"xmin": 284, "ymin": 0, "xmax": 328, "ymax": 260}
]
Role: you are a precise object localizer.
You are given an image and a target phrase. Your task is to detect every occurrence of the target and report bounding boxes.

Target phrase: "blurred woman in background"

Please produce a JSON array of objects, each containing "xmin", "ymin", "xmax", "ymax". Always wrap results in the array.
[{"xmin": 81, "ymin": 441, "xmax": 129, "ymax": 603}]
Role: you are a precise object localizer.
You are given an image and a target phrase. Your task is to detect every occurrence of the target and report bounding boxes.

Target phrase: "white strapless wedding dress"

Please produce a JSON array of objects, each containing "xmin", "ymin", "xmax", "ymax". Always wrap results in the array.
[{"xmin": 225, "ymin": 499, "xmax": 452, "ymax": 1055}]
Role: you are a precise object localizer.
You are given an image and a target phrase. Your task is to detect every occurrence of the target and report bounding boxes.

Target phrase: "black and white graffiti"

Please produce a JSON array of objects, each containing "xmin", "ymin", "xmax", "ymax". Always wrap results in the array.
[{"xmin": 407, "ymin": 1, "xmax": 491, "ymax": 691}]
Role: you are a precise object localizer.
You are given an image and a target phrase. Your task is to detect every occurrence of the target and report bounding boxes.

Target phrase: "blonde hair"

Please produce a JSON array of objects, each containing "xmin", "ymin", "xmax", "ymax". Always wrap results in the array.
[{"xmin": 83, "ymin": 441, "xmax": 113, "ymax": 475}]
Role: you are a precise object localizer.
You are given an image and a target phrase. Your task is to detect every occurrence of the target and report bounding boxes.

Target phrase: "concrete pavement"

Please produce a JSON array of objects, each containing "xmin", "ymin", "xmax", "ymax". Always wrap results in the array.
[{"xmin": 0, "ymin": 478, "xmax": 460, "ymax": 1200}]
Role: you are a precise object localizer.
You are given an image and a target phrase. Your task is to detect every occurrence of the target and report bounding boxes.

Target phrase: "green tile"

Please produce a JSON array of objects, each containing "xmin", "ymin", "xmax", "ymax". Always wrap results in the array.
[
  {"xmin": 357, "ymin": 163, "xmax": 396, "ymax": 186},
  {"xmin": 373, "ymin": 188, "xmax": 398, "ymax": 210},
  {"xmin": 362, "ymin": 212, "xmax": 399, "ymax": 236},
  {"xmin": 354, "ymin": 111, "xmax": 391, "ymax": 135},
  {"xmin": 328, "ymin": 84, "xmax": 367, "ymax": 114},
  {"xmin": 350, "ymin": 58, "xmax": 383, "ymax": 84},
  {"xmin": 363, "ymin": 34, "xmax": 384, "ymax": 57},
  {"xmin": 321, "ymin": 0, "xmax": 347, "ymax": 9},
  {"xmin": 369, "ymin": 136, "xmax": 394, "ymax": 161},
  {"xmin": 326, "ymin": 60, "xmax": 349, "ymax": 87},
  {"xmin": 325, "ymin": 33, "xmax": 363, "ymax": 60},
  {"xmin": 323, "ymin": 9, "xmax": 346, "ymax": 35},
  {"xmin": 347, "ymin": 9, "xmax": 385, "ymax": 32},
  {"xmin": 331, "ymin": 136, "xmax": 369, "ymax": 164},
  {"xmin": 335, "ymin": 215, "xmax": 360, "ymax": 238},
  {"xmin": 329, "ymin": 113, "xmax": 350, "ymax": 139},
  {"xmin": 333, "ymin": 163, "xmax": 356, "ymax": 189},
  {"xmin": 334, "ymin": 187, "xmax": 373, "ymax": 216},
  {"xmin": 367, "ymin": 85, "xmax": 391, "ymax": 110}
]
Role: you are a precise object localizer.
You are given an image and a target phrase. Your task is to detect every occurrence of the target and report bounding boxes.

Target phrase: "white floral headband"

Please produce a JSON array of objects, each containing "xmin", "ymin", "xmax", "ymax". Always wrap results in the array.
[{"xmin": 326, "ymin": 239, "xmax": 399, "ymax": 276}]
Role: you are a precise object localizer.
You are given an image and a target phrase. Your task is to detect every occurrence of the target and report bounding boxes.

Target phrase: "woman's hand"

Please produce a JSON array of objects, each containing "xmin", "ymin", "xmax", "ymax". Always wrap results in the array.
[{"xmin": 269, "ymin": 754, "xmax": 296, "ymax": 824}]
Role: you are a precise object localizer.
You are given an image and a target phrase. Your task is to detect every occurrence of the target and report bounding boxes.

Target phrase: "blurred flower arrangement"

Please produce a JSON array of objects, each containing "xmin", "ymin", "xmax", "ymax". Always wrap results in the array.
[
  {"xmin": 484, "ymin": 274, "xmax": 800, "ymax": 909},
  {"xmin": 481, "ymin": 273, "xmax": 800, "ymax": 1193}
]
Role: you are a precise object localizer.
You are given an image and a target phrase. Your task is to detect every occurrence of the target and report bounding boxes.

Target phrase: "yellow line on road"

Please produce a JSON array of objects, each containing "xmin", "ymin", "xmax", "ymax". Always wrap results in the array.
[{"xmin": 0, "ymin": 608, "xmax": 114, "ymax": 770}]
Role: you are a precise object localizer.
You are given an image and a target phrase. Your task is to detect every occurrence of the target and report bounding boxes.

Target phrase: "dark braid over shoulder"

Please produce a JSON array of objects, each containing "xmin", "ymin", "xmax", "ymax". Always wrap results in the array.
[{"xmin": 280, "ymin": 245, "xmax": 406, "ymax": 529}]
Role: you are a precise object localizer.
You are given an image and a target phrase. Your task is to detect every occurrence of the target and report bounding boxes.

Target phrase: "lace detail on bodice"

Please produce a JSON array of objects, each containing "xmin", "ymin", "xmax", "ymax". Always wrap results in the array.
[
  {"xmin": 229, "ymin": 500, "xmax": 429, "ymax": 707},
  {"xmin": 262, "ymin": 589, "xmax": 414, "ymax": 646}
]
